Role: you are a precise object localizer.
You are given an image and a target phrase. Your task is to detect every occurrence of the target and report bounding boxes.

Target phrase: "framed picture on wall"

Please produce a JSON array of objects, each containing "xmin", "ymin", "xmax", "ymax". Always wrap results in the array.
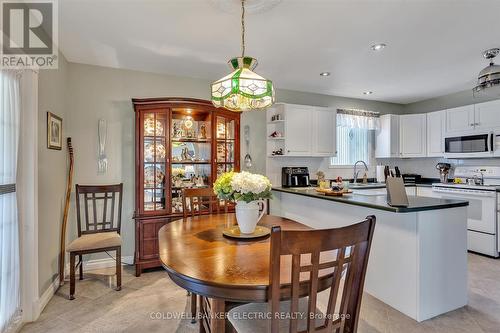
[{"xmin": 47, "ymin": 112, "xmax": 62, "ymax": 150}]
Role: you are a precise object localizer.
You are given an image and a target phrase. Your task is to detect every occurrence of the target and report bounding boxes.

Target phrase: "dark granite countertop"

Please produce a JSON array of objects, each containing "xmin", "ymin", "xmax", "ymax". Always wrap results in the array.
[{"xmin": 272, "ymin": 187, "xmax": 469, "ymax": 213}]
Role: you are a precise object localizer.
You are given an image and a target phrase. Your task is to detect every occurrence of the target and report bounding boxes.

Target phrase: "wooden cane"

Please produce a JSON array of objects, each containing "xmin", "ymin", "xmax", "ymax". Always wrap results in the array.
[{"xmin": 59, "ymin": 137, "xmax": 74, "ymax": 285}]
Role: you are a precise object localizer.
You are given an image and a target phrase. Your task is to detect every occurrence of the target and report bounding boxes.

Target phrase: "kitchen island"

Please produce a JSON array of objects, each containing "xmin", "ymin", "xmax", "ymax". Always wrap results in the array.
[{"xmin": 271, "ymin": 187, "xmax": 469, "ymax": 322}]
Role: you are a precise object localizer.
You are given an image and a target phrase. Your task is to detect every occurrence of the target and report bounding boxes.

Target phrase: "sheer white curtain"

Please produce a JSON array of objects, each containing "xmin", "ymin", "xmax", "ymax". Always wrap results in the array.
[{"xmin": 0, "ymin": 70, "xmax": 21, "ymax": 333}]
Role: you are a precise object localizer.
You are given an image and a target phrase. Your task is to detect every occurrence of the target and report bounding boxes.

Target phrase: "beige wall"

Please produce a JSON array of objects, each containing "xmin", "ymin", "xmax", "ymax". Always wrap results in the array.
[
  {"xmin": 37, "ymin": 53, "xmax": 69, "ymax": 295},
  {"xmin": 37, "ymin": 62, "xmax": 404, "ymax": 294}
]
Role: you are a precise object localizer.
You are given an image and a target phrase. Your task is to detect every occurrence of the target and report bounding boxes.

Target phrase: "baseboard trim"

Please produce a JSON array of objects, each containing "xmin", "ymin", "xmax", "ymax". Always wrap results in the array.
[
  {"xmin": 63, "ymin": 255, "xmax": 134, "ymax": 276},
  {"xmin": 34, "ymin": 277, "xmax": 59, "ymax": 319},
  {"xmin": 30, "ymin": 256, "xmax": 134, "ymax": 323},
  {"xmin": 82, "ymin": 256, "xmax": 134, "ymax": 271}
]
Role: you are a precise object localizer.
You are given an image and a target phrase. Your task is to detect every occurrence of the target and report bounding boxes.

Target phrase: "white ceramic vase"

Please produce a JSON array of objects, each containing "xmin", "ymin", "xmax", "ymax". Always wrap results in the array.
[{"xmin": 235, "ymin": 200, "xmax": 266, "ymax": 234}]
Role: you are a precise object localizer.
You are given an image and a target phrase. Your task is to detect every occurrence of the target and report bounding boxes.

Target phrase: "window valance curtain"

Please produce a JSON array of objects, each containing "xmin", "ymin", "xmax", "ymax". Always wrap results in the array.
[{"xmin": 337, "ymin": 108, "xmax": 380, "ymax": 130}]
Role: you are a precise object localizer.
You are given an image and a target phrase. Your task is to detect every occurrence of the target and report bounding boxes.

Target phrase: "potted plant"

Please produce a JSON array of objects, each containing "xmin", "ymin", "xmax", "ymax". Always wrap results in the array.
[{"xmin": 214, "ymin": 171, "xmax": 272, "ymax": 234}]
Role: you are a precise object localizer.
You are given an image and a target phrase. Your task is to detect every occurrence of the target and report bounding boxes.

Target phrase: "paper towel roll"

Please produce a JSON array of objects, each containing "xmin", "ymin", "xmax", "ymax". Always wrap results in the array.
[{"xmin": 376, "ymin": 165, "xmax": 386, "ymax": 183}]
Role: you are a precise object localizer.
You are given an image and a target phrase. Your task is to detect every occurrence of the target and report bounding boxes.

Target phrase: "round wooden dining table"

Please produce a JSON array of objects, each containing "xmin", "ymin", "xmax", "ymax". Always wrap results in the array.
[{"xmin": 158, "ymin": 213, "xmax": 329, "ymax": 333}]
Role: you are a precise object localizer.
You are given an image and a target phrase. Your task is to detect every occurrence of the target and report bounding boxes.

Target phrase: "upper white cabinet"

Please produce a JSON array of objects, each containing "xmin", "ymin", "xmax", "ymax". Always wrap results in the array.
[
  {"xmin": 284, "ymin": 104, "xmax": 313, "ymax": 155},
  {"xmin": 267, "ymin": 103, "xmax": 336, "ymax": 157},
  {"xmin": 312, "ymin": 107, "xmax": 337, "ymax": 156},
  {"xmin": 426, "ymin": 110, "xmax": 445, "ymax": 157},
  {"xmin": 400, "ymin": 114, "xmax": 427, "ymax": 157},
  {"xmin": 445, "ymin": 101, "xmax": 500, "ymax": 133},
  {"xmin": 376, "ymin": 113, "xmax": 427, "ymax": 158},
  {"xmin": 474, "ymin": 99, "xmax": 500, "ymax": 130},
  {"xmin": 445, "ymin": 105, "xmax": 474, "ymax": 133},
  {"xmin": 375, "ymin": 114, "xmax": 400, "ymax": 158}
]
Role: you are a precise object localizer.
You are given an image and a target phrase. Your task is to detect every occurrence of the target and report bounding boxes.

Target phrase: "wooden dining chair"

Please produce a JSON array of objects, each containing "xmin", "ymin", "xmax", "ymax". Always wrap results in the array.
[
  {"xmin": 228, "ymin": 215, "xmax": 376, "ymax": 333},
  {"xmin": 182, "ymin": 187, "xmax": 228, "ymax": 218},
  {"xmin": 182, "ymin": 187, "xmax": 228, "ymax": 323},
  {"xmin": 66, "ymin": 184, "xmax": 123, "ymax": 300}
]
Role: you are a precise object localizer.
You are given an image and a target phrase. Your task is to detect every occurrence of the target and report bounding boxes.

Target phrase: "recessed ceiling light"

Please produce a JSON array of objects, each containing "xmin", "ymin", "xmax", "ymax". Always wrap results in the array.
[
  {"xmin": 320, "ymin": 72, "xmax": 331, "ymax": 77},
  {"xmin": 363, "ymin": 91, "xmax": 373, "ymax": 95},
  {"xmin": 371, "ymin": 43, "xmax": 387, "ymax": 51}
]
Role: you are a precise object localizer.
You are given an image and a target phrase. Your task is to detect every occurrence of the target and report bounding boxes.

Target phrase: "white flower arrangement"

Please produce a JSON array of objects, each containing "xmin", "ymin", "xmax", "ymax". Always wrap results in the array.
[{"xmin": 214, "ymin": 171, "xmax": 272, "ymax": 203}]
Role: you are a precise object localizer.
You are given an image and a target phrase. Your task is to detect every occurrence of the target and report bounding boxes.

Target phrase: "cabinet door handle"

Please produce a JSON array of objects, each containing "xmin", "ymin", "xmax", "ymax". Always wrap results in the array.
[
  {"xmin": 475, "ymin": 123, "xmax": 480, "ymax": 126},
  {"xmin": 470, "ymin": 123, "xmax": 474, "ymax": 126}
]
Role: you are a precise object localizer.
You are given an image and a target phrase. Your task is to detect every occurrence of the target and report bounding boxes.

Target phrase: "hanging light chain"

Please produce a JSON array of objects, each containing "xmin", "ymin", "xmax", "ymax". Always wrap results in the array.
[{"xmin": 241, "ymin": 0, "xmax": 245, "ymax": 57}]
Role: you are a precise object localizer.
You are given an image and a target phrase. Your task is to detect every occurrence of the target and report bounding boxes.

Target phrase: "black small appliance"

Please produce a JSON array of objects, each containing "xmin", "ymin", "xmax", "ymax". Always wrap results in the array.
[{"xmin": 282, "ymin": 167, "xmax": 310, "ymax": 188}]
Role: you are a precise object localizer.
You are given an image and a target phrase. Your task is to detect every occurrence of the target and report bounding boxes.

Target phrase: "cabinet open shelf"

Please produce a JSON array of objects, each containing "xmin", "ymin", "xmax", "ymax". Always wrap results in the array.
[
  {"xmin": 267, "ymin": 137, "xmax": 285, "ymax": 140},
  {"xmin": 267, "ymin": 120, "xmax": 285, "ymax": 124}
]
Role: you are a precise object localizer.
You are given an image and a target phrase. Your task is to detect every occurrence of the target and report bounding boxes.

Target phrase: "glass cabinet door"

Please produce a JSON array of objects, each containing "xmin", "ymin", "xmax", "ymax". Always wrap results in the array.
[
  {"xmin": 170, "ymin": 108, "xmax": 212, "ymax": 214},
  {"xmin": 215, "ymin": 115, "xmax": 236, "ymax": 178},
  {"xmin": 142, "ymin": 112, "xmax": 168, "ymax": 213}
]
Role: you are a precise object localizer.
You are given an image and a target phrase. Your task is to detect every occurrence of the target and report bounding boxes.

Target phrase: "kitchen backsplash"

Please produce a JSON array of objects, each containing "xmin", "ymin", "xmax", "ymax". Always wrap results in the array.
[
  {"xmin": 376, "ymin": 157, "xmax": 500, "ymax": 179},
  {"xmin": 266, "ymin": 156, "xmax": 377, "ymax": 186},
  {"xmin": 266, "ymin": 155, "xmax": 500, "ymax": 186}
]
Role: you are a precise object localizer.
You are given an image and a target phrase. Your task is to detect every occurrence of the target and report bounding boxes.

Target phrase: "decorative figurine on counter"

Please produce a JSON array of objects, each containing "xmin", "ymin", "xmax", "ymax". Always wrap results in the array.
[{"xmin": 316, "ymin": 171, "xmax": 325, "ymax": 183}]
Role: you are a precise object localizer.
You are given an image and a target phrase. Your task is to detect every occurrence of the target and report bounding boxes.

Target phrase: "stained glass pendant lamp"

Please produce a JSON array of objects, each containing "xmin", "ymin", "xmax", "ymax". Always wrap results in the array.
[{"xmin": 211, "ymin": 0, "xmax": 275, "ymax": 112}]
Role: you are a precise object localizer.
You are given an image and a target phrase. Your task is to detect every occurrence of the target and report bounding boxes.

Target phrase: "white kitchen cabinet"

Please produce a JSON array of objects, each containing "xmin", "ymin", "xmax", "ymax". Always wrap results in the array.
[
  {"xmin": 427, "ymin": 110, "xmax": 445, "ymax": 157},
  {"xmin": 267, "ymin": 103, "xmax": 336, "ymax": 157},
  {"xmin": 284, "ymin": 104, "xmax": 313, "ymax": 155},
  {"xmin": 400, "ymin": 114, "xmax": 427, "ymax": 157},
  {"xmin": 313, "ymin": 107, "xmax": 336, "ymax": 156},
  {"xmin": 474, "ymin": 99, "xmax": 500, "ymax": 130},
  {"xmin": 445, "ymin": 105, "xmax": 475, "ymax": 133},
  {"xmin": 375, "ymin": 114, "xmax": 400, "ymax": 158}
]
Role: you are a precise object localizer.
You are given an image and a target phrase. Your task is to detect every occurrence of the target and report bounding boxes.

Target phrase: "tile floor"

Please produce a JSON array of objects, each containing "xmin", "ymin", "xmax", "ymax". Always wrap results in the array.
[{"xmin": 21, "ymin": 253, "xmax": 500, "ymax": 333}]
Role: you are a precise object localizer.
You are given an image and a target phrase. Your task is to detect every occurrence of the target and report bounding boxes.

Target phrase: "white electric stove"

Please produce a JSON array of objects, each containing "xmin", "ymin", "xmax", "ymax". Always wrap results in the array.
[{"xmin": 433, "ymin": 166, "xmax": 500, "ymax": 257}]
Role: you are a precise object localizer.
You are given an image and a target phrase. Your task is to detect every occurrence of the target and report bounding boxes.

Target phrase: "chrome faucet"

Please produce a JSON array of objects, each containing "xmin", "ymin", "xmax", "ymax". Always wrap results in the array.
[{"xmin": 353, "ymin": 160, "xmax": 368, "ymax": 184}]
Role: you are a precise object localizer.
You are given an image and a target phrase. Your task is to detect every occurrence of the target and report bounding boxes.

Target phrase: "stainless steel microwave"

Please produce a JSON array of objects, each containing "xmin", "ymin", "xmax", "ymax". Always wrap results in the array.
[{"xmin": 444, "ymin": 132, "xmax": 498, "ymax": 158}]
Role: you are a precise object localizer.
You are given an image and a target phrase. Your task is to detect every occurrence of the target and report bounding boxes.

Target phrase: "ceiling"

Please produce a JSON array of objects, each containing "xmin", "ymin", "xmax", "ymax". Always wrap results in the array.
[{"xmin": 59, "ymin": 0, "xmax": 500, "ymax": 104}]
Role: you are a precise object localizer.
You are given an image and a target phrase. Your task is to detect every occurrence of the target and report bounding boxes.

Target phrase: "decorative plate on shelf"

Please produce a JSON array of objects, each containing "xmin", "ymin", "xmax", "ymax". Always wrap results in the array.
[
  {"xmin": 144, "ymin": 165, "xmax": 165, "ymax": 187},
  {"xmin": 144, "ymin": 118, "xmax": 164, "ymax": 136},
  {"xmin": 144, "ymin": 142, "xmax": 166, "ymax": 161}
]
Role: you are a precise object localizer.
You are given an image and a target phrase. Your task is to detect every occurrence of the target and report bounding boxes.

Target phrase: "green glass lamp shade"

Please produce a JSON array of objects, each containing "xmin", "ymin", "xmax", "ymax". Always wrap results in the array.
[{"xmin": 211, "ymin": 56, "xmax": 275, "ymax": 112}]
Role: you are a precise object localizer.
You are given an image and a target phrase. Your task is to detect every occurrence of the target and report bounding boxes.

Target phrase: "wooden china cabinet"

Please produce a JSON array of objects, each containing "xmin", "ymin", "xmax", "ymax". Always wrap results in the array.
[{"xmin": 132, "ymin": 98, "xmax": 240, "ymax": 276}]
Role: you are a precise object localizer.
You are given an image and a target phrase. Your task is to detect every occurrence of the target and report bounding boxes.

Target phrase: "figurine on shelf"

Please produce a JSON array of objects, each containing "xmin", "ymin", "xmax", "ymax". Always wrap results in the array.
[
  {"xmin": 172, "ymin": 121, "xmax": 182, "ymax": 139},
  {"xmin": 269, "ymin": 131, "xmax": 283, "ymax": 138},
  {"xmin": 181, "ymin": 147, "xmax": 191, "ymax": 161},
  {"xmin": 271, "ymin": 148, "xmax": 284, "ymax": 156},
  {"xmin": 199, "ymin": 124, "xmax": 207, "ymax": 139},
  {"xmin": 193, "ymin": 175, "xmax": 205, "ymax": 187}
]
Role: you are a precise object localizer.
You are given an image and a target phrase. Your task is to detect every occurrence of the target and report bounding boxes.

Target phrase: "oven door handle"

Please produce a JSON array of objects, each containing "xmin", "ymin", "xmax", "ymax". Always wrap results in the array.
[{"xmin": 432, "ymin": 188, "xmax": 496, "ymax": 198}]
